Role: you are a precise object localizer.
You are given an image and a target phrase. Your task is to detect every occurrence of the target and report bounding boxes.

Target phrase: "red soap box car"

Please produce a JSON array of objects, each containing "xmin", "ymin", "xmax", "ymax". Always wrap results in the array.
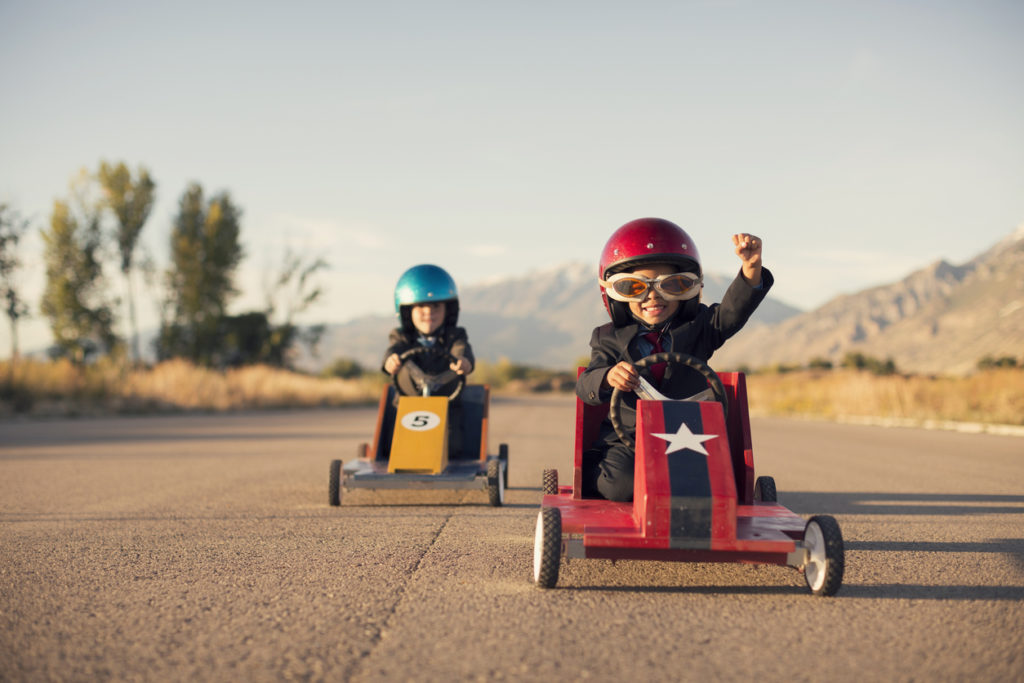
[{"xmin": 534, "ymin": 353, "xmax": 845, "ymax": 595}]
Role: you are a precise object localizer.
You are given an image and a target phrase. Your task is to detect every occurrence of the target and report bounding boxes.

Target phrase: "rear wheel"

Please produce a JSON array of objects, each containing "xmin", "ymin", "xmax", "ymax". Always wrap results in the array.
[
  {"xmin": 328, "ymin": 459, "xmax": 343, "ymax": 506},
  {"xmin": 542, "ymin": 469, "xmax": 559, "ymax": 495},
  {"xmin": 499, "ymin": 443, "xmax": 509, "ymax": 489},
  {"xmin": 533, "ymin": 507, "xmax": 561, "ymax": 588},
  {"xmin": 803, "ymin": 515, "xmax": 844, "ymax": 596},
  {"xmin": 487, "ymin": 458, "xmax": 505, "ymax": 507},
  {"xmin": 753, "ymin": 476, "xmax": 777, "ymax": 503}
]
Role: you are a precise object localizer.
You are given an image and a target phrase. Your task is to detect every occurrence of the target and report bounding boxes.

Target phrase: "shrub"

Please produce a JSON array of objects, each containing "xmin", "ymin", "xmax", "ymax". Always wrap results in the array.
[
  {"xmin": 977, "ymin": 355, "xmax": 1019, "ymax": 370},
  {"xmin": 771, "ymin": 362, "xmax": 801, "ymax": 374},
  {"xmin": 842, "ymin": 351, "xmax": 898, "ymax": 375},
  {"xmin": 323, "ymin": 358, "xmax": 365, "ymax": 379}
]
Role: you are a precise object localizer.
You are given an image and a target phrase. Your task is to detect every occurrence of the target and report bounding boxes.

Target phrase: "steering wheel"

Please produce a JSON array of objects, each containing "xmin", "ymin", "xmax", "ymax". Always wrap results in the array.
[
  {"xmin": 392, "ymin": 346, "xmax": 466, "ymax": 400},
  {"xmin": 609, "ymin": 352, "xmax": 728, "ymax": 449}
]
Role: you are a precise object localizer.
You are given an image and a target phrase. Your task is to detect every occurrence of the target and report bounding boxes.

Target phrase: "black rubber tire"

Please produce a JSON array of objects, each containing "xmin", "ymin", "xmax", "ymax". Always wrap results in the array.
[
  {"xmin": 533, "ymin": 507, "xmax": 562, "ymax": 589},
  {"xmin": 499, "ymin": 443, "xmax": 509, "ymax": 489},
  {"xmin": 487, "ymin": 457, "xmax": 505, "ymax": 507},
  {"xmin": 754, "ymin": 475, "xmax": 777, "ymax": 503},
  {"xmin": 542, "ymin": 469, "xmax": 559, "ymax": 496},
  {"xmin": 803, "ymin": 515, "xmax": 844, "ymax": 596},
  {"xmin": 328, "ymin": 459, "xmax": 343, "ymax": 507}
]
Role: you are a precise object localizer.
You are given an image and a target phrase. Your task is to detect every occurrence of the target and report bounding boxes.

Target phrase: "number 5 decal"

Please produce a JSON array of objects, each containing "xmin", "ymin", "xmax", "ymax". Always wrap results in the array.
[{"xmin": 401, "ymin": 411, "xmax": 441, "ymax": 431}]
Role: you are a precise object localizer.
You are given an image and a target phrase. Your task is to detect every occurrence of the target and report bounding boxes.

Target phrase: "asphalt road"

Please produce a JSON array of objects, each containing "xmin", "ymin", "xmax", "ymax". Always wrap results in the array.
[{"xmin": 1, "ymin": 395, "xmax": 1022, "ymax": 682}]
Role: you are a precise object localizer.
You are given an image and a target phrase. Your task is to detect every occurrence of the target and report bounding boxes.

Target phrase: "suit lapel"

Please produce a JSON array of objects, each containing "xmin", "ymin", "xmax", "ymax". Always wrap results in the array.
[{"xmin": 615, "ymin": 324, "xmax": 640, "ymax": 362}]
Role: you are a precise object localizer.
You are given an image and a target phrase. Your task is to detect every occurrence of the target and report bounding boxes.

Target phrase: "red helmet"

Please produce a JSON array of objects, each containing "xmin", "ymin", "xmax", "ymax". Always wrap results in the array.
[{"xmin": 598, "ymin": 218, "xmax": 702, "ymax": 326}]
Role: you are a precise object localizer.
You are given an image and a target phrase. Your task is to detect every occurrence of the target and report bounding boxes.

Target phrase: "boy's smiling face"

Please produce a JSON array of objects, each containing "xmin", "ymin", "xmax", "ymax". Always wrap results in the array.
[
  {"xmin": 411, "ymin": 301, "xmax": 446, "ymax": 335},
  {"xmin": 627, "ymin": 263, "xmax": 680, "ymax": 326}
]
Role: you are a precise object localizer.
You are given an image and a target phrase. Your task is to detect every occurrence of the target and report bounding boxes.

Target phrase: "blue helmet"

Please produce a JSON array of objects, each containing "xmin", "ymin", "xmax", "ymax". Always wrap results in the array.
[{"xmin": 393, "ymin": 264, "xmax": 460, "ymax": 330}]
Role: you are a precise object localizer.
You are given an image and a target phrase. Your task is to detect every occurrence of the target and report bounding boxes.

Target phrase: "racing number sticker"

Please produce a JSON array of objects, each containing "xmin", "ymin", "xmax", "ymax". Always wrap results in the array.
[{"xmin": 400, "ymin": 411, "xmax": 441, "ymax": 431}]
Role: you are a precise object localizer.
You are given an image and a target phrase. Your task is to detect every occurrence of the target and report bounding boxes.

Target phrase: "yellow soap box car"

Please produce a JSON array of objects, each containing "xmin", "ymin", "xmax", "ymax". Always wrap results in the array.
[{"xmin": 328, "ymin": 347, "xmax": 509, "ymax": 506}]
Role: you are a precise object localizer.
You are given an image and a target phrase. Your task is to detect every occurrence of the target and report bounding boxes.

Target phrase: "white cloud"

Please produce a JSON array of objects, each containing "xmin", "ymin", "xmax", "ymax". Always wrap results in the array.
[{"xmin": 272, "ymin": 213, "xmax": 390, "ymax": 251}]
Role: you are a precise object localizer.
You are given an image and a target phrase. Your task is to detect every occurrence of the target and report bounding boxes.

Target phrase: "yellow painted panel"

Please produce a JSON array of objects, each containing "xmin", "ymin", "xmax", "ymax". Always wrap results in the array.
[{"xmin": 388, "ymin": 396, "xmax": 449, "ymax": 474}]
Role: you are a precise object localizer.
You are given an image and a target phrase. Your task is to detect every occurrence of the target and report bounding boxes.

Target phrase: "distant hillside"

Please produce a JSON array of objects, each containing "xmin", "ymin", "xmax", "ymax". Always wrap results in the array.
[
  {"xmin": 713, "ymin": 225, "xmax": 1024, "ymax": 375},
  {"xmin": 303, "ymin": 262, "xmax": 802, "ymax": 372}
]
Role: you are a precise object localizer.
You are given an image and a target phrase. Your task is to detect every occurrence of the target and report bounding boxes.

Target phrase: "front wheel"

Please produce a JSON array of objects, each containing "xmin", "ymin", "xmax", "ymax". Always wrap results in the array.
[
  {"xmin": 487, "ymin": 458, "xmax": 505, "ymax": 507},
  {"xmin": 803, "ymin": 515, "xmax": 844, "ymax": 596},
  {"xmin": 542, "ymin": 469, "xmax": 559, "ymax": 495},
  {"xmin": 328, "ymin": 459, "xmax": 343, "ymax": 506},
  {"xmin": 533, "ymin": 507, "xmax": 562, "ymax": 588}
]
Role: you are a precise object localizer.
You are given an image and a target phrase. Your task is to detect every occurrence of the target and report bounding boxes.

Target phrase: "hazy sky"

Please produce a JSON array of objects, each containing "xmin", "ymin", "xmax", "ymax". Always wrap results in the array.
[{"xmin": 2, "ymin": 0, "xmax": 1022, "ymax": 352}]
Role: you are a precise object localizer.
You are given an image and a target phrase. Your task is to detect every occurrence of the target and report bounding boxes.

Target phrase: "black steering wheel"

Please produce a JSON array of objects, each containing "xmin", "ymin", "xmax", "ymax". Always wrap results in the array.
[
  {"xmin": 609, "ymin": 352, "xmax": 728, "ymax": 449},
  {"xmin": 392, "ymin": 346, "xmax": 466, "ymax": 400}
]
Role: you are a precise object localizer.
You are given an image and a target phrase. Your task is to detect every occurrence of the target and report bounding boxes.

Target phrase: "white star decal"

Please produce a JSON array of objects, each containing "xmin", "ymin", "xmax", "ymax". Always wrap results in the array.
[{"xmin": 651, "ymin": 422, "xmax": 719, "ymax": 455}]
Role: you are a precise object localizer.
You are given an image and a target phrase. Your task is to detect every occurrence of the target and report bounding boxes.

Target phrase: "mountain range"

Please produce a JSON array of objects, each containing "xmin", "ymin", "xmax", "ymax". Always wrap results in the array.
[
  {"xmin": 303, "ymin": 263, "xmax": 802, "ymax": 372},
  {"xmin": 712, "ymin": 224, "xmax": 1024, "ymax": 376},
  {"xmin": 307, "ymin": 225, "xmax": 1023, "ymax": 376}
]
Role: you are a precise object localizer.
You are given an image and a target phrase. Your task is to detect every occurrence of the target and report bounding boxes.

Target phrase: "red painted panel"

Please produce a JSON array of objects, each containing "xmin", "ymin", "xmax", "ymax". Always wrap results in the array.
[
  {"xmin": 719, "ymin": 372, "xmax": 756, "ymax": 505},
  {"xmin": 699, "ymin": 401, "xmax": 738, "ymax": 547},
  {"xmin": 572, "ymin": 367, "xmax": 609, "ymax": 500},
  {"xmin": 635, "ymin": 400, "xmax": 672, "ymax": 541}
]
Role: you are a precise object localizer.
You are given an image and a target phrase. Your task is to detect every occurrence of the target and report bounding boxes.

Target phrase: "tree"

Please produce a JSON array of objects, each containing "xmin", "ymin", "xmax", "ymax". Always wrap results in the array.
[
  {"xmin": 39, "ymin": 186, "xmax": 117, "ymax": 363},
  {"xmin": 158, "ymin": 183, "xmax": 243, "ymax": 365},
  {"xmin": 262, "ymin": 248, "xmax": 329, "ymax": 367},
  {"xmin": 97, "ymin": 161, "xmax": 155, "ymax": 363},
  {"xmin": 213, "ymin": 250, "xmax": 329, "ymax": 368},
  {"xmin": 219, "ymin": 311, "xmax": 274, "ymax": 366},
  {"xmin": 0, "ymin": 203, "xmax": 32, "ymax": 361}
]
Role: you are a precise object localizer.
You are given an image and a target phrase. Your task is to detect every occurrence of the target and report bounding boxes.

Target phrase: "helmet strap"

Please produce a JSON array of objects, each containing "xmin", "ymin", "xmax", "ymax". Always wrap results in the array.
[{"xmin": 631, "ymin": 314, "xmax": 670, "ymax": 333}]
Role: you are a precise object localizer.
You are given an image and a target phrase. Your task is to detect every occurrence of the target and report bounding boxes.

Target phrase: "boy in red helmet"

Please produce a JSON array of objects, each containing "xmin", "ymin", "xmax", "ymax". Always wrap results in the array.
[{"xmin": 577, "ymin": 218, "xmax": 772, "ymax": 501}]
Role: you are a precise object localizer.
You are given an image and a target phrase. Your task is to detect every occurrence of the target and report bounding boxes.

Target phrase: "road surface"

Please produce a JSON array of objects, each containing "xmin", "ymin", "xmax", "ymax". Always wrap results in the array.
[{"xmin": 2, "ymin": 395, "xmax": 1022, "ymax": 681}]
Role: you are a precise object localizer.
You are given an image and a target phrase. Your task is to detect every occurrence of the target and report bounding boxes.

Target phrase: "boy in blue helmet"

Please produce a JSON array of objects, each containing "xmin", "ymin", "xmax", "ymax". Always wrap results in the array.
[
  {"xmin": 382, "ymin": 264, "xmax": 474, "ymax": 382},
  {"xmin": 382, "ymin": 265, "xmax": 475, "ymax": 457}
]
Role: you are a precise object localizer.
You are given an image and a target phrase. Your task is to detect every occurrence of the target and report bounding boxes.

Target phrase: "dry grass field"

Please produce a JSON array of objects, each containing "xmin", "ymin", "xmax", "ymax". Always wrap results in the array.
[
  {"xmin": 0, "ymin": 358, "xmax": 384, "ymax": 416},
  {"xmin": 746, "ymin": 368, "xmax": 1024, "ymax": 427},
  {"xmin": 2, "ymin": 359, "xmax": 1021, "ymax": 427}
]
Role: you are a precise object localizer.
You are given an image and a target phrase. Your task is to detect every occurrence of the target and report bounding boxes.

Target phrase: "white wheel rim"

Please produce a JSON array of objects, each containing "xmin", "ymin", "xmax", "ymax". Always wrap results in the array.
[
  {"xmin": 804, "ymin": 521, "xmax": 827, "ymax": 591},
  {"xmin": 533, "ymin": 511, "xmax": 544, "ymax": 583}
]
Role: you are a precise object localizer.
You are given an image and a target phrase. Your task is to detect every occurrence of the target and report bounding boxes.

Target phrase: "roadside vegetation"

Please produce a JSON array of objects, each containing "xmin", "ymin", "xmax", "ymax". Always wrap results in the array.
[
  {"xmin": 0, "ymin": 357, "xmax": 575, "ymax": 417},
  {"xmin": 2, "ymin": 353, "xmax": 1021, "ymax": 426},
  {"xmin": 741, "ymin": 352, "xmax": 1023, "ymax": 426},
  {"xmin": 745, "ymin": 367, "xmax": 1024, "ymax": 426},
  {"xmin": 0, "ymin": 358, "xmax": 384, "ymax": 416}
]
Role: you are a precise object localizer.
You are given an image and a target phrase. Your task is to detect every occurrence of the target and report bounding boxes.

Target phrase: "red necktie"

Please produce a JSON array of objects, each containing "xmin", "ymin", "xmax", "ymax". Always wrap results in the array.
[{"xmin": 643, "ymin": 331, "xmax": 666, "ymax": 385}]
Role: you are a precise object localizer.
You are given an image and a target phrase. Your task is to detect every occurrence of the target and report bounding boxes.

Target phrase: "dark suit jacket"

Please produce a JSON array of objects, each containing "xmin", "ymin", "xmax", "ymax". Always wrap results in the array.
[{"xmin": 577, "ymin": 267, "xmax": 773, "ymax": 449}]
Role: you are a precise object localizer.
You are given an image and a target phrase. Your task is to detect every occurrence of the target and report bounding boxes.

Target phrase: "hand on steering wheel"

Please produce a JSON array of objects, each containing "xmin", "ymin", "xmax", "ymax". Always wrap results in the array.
[
  {"xmin": 608, "ymin": 352, "xmax": 728, "ymax": 448},
  {"xmin": 392, "ymin": 346, "xmax": 466, "ymax": 400}
]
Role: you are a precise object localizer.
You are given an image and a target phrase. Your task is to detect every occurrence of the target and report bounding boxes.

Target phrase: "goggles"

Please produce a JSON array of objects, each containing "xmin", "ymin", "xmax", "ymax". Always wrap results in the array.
[{"xmin": 600, "ymin": 271, "xmax": 702, "ymax": 302}]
